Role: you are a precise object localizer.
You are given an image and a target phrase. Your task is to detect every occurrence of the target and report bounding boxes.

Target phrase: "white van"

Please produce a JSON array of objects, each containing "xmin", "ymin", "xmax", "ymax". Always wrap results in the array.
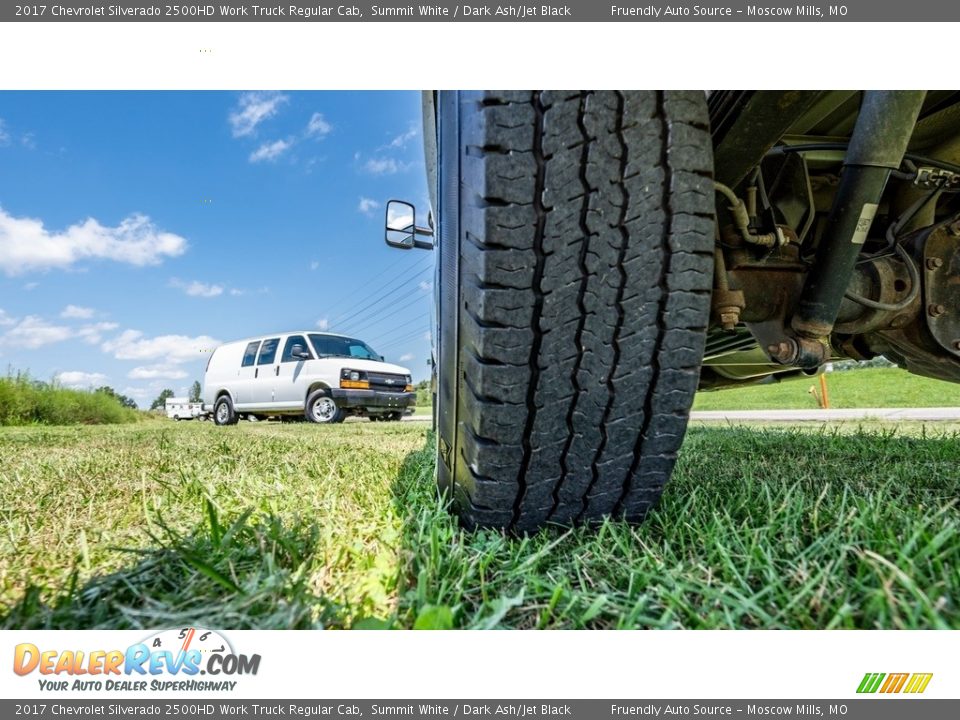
[
  {"xmin": 165, "ymin": 397, "xmax": 203, "ymax": 421},
  {"xmin": 202, "ymin": 331, "xmax": 415, "ymax": 425}
]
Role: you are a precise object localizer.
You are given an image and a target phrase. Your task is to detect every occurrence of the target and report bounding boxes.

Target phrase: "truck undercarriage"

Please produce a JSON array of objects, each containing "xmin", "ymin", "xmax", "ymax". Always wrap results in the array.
[{"xmin": 704, "ymin": 91, "xmax": 960, "ymax": 390}]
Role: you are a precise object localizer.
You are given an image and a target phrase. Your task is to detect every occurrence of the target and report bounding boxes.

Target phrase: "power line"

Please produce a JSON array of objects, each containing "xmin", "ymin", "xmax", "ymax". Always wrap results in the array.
[
  {"xmin": 341, "ymin": 291, "xmax": 431, "ymax": 337},
  {"xmin": 362, "ymin": 313, "xmax": 432, "ymax": 345},
  {"xmin": 329, "ymin": 264, "xmax": 432, "ymax": 330},
  {"xmin": 377, "ymin": 325, "xmax": 432, "ymax": 352},
  {"xmin": 320, "ymin": 252, "xmax": 433, "ymax": 323}
]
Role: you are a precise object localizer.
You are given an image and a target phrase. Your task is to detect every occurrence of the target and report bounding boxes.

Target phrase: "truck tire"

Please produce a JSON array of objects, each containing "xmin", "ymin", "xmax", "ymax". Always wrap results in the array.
[
  {"xmin": 435, "ymin": 90, "xmax": 715, "ymax": 532},
  {"xmin": 305, "ymin": 389, "xmax": 344, "ymax": 424},
  {"xmin": 213, "ymin": 395, "xmax": 238, "ymax": 426}
]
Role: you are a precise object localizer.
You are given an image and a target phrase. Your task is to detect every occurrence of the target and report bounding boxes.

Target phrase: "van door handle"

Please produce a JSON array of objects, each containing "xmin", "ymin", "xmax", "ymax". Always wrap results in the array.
[
  {"xmin": 255, "ymin": 368, "xmax": 258, "ymax": 378},
  {"xmin": 275, "ymin": 366, "xmax": 279, "ymax": 376}
]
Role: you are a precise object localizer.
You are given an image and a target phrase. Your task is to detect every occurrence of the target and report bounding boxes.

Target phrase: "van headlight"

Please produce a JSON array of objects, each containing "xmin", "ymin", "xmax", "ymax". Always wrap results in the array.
[{"xmin": 340, "ymin": 369, "xmax": 369, "ymax": 389}]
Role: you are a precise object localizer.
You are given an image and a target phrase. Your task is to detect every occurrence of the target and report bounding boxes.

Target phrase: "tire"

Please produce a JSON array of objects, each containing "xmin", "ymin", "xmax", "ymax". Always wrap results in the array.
[
  {"xmin": 213, "ymin": 396, "xmax": 238, "ymax": 426},
  {"xmin": 387, "ymin": 412, "xmax": 403, "ymax": 422},
  {"xmin": 436, "ymin": 90, "xmax": 715, "ymax": 532},
  {"xmin": 305, "ymin": 390, "xmax": 344, "ymax": 424}
]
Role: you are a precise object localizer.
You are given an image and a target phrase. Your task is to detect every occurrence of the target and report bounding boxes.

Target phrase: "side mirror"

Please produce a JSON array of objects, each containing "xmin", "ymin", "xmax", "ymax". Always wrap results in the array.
[
  {"xmin": 291, "ymin": 344, "xmax": 309, "ymax": 360},
  {"xmin": 385, "ymin": 200, "xmax": 416, "ymax": 249},
  {"xmin": 385, "ymin": 199, "xmax": 434, "ymax": 251}
]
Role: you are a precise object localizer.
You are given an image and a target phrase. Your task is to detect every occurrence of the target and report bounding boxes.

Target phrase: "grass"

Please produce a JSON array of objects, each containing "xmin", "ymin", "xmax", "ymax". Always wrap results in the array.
[
  {"xmin": 694, "ymin": 367, "xmax": 960, "ymax": 411},
  {"xmin": 1, "ymin": 421, "xmax": 958, "ymax": 629},
  {"xmin": 0, "ymin": 373, "xmax": 140, "ymax": 426}
]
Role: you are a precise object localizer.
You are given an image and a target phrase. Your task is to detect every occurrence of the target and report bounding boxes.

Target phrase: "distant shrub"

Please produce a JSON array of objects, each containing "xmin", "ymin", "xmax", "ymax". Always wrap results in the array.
[{"xmin": 0, "ymin": 372, "xmax": 140, "ymax": 426}]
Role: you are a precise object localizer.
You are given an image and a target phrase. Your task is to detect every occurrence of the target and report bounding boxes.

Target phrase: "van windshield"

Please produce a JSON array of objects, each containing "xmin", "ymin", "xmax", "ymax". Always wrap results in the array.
[{"xmin": 308, "ymin": 334, "xmax": 381, "ymax": 361}]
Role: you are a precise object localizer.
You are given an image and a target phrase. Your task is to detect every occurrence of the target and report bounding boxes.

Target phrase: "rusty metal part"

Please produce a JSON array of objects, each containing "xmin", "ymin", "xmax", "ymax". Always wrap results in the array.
[
  {"xmin": 713, "ymin": 288, "xmax": 745, "ymax": 331},
  {"xmin": 834, "ymin": 253, "xmax": 921, "ymax": 335},
  {"xmin": 923, "ymin": 224, "xmax": 960, "ymax": 358},
  {"xmin": 766, "ymin": 335, "xmax": 832, "ymax": 367}
]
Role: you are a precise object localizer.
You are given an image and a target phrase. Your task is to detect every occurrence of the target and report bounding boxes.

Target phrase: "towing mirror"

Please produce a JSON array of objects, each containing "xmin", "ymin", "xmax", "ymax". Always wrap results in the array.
[
  {"xmin": 385, "ymin": 199, "xmax": 434, "ymax": 251},
  {"xmin": 291, "ymin": 344, "xmax": 310, "ymax": 359}
]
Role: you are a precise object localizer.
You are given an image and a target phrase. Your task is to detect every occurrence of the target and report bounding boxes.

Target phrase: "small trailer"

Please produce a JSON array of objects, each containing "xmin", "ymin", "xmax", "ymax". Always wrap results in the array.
[{"xmin": 165, "ymin": 397, "xmax": 204, "ymax": 421}]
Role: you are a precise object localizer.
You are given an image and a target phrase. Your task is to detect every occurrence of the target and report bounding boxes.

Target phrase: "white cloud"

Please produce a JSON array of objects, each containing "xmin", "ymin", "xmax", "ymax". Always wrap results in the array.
[
  {"xmin": 386, "ymin": 203, "xmax": 414, "ymax": 231},
  {"xmin": 316, "ymin": 318, "xmax": 330, "ymax": 330},
  {"xmin": 61, "ymin": 304, "xmax": 95, "ymax": 319},
  {"xmin": 22, "ymin": 282, "xmax": 38, "ymax": 291},
  {"xmin": 249, "ymin": 139, "xmax": 292, "ymax": 163},
  {"xmin": 0, "ymin": 308, "xmax": 15, "ymax": 326},
  {"xmin": 128, "ymin": 364, "xmax": 189, "ymax": 380},
  {"xmin": 422, "ymin": 331, "xmax": 432, "ymax": 341},
  {"xmin": 102, "ymin": 330, "xmax": 220, "ymax": 364},
  {"xmin": 418, "ymin": 281, "xmax": 432, "ymax": 292},
  {"xmin": 21, "ymin": 133, "xmax": 36, "ymax": 150},
  {"xmin": 399, "ymin": 353, "xmax": 414, "ymax": 362},
  {"xmin": 78, "ymin": 322, "xmax": 119, "ymax": 345},
  {"xmin": 56, "ymin": 371, "xmax": 108, "ymax": 388},
  {"xmin": 0, "ymin": 208, "xmax": 187, "ymax": 276},
  {"xmin": 171, "ymin": 278, "xmax": 224, "ymax": 298},
  {"xmin": 306, "ymin": 112, "xmax": 332, "ymax": 139},
  {"xmin": 0, "ymin": 119, "xmax": 9, "ymax": 145},
  {"xmin": 0, "ymin": 316, "xmax": 72, "ymax": 349},
  {"xmin": 358, "ymin": 197, "xmax": 381, "ymax": 216},
  {"xmin": 363, "ymin": 157, "xmax": 409, "ymax": 175},
  {"xmin": 385, "ymin": 125, "xmax": 417, "ymax": 150},
  {"xmin": 229, "ymin": 91, "xmax": 288, "ymax": 137},
  {"xmin": 229, "ymin": 288, "xmax": 245, "ymax": 296},
  {"xmin": 309, "ymin": 260, "xmax": 319, "ymax": 271}
]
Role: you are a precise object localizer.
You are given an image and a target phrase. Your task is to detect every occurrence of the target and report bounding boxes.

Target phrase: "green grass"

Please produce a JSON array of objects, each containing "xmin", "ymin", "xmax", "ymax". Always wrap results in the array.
[
  {"xmin": 0, "ymin": 374, "xmax": 140, "ymax": 426},
  {"xmin": 1, "ymin": 421, "xmax": 958, "ymax": 629},
  {"xmin": 694, "ymin": 367, "xmax": 960, "ymax": 411}
]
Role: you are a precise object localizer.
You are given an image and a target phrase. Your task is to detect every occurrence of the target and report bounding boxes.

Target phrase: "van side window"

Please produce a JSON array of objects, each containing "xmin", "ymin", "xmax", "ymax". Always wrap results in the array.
[
  {"xmin": 257, "ymin": 338, "xmax": 280, "ymax": 365},
  {"xmin": 281, "ymin": 335, "xmax": 310, "ymax": 363},
  {"xmin": 241, "ymin": 341, "xmax": 261, "ymax": 367}
]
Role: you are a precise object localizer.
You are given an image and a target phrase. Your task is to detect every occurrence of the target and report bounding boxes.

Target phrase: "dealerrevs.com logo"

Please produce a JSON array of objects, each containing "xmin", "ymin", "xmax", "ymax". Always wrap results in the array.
[
  {"xmin": 13, "ymin": 627, "xmax": 261, "ymax": 692},
  {"xmin": 857, "ymin": 672, "xmax": 933, "ymax": 694}
]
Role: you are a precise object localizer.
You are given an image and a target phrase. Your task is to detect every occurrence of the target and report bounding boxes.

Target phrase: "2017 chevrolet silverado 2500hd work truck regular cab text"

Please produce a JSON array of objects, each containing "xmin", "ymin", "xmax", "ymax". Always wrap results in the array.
[
  {"xmin": 203, "ymin": 331, "xmax": 415, "ymax": 425},
  {"xmin": 385, "ymin": 90, "xmax": 960, "ymax": 532}
]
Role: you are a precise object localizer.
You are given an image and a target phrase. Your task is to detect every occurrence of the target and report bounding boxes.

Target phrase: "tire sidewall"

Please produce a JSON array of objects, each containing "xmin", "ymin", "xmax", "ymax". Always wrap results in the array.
[
  {"xmin": 306, "ymin": 390, "xmax": 341, "ymax": 424},
  {"xmin": 214, "ymin": 396, "xmax": 236, "ymax": 426}
]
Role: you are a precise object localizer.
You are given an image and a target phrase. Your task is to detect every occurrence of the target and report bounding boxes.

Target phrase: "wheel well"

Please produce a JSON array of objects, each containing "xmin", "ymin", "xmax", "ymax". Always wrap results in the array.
[
  {"xmin": 216, "ymin": 390, "xmax": 232, "ymax": 404},
  {"xmin": 305, "ymin": 382, "xmax": 331, "ymax": 400}
]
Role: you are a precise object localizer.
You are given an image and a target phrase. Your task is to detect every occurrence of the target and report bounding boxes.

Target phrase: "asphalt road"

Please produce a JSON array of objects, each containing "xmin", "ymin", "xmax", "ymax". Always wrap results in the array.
[
  {"xmin": 400, "ymin": 408, "xmax": 960, "ymax": 424},
  {"xmin": 690, "ymin": 407, "xmax": 960, "ymax": 422}
]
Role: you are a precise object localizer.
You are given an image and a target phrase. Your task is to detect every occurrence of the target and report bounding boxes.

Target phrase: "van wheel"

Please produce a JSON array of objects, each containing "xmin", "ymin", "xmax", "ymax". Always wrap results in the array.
[
  {"xmin": 435, "ymin": 90, "xmax": 715, "ymax": 532},
  {"xmin": 213, "ymin": 396, "xmax": 238, "ymax": 426},
  {"xmin": 306, "ymin": 390, "xmax": 344, "ymax": 424}
]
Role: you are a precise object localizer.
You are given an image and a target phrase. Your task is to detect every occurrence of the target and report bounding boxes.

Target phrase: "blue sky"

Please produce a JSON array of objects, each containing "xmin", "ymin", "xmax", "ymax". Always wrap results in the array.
[{"xmin": 0, "ymin": 91, "xmax": 433, "ymax": 406}]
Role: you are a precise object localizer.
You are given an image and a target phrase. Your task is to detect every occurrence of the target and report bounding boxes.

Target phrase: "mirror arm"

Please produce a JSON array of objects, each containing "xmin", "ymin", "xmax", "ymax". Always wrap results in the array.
[{"xmin": 412, "ymin": 225, "xmax": 434, "ymax": 250}]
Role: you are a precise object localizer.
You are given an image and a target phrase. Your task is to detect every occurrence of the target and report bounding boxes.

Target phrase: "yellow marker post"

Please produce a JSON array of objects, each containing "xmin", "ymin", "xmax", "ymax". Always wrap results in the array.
[{"xmin": 819, "ymin": 373, "xmax": 830, "ymax": 409}]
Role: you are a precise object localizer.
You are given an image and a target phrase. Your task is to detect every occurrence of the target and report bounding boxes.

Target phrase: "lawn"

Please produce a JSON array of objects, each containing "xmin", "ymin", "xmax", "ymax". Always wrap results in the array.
[
  {"xmin": 693, "ymin": 367, "xmax": 960, "ymax": 411},
  {"xmin": 1, "ymin": 421, "xmax": 958, "ymax": 629}
]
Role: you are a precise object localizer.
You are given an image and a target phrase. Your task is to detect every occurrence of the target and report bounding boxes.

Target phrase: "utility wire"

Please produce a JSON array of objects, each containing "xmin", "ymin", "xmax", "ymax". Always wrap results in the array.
[
  {"xmin": 321, "ymin": 253, "xmax": 434, "ymax": 323},
  {"xmin": 329, "ymin": 264, "xmax": 432, "ymax": 330}
]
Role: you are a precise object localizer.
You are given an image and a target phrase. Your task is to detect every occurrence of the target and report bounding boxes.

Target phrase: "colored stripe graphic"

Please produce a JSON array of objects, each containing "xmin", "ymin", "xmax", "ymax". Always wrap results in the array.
[
  {"xmin": 904, "ymin": 673, "xmax": 934, "ymax": 694},
  {"xmin": 880, "ymin": 673, "xmax": 909, "ymax": 693},
  {"xmin": 857, "ymin": 672, "xmax": 932, "ymax": 694},
  {"xmin": 857, "ymin": 673, "xmax": 885, "ymax": 693}
]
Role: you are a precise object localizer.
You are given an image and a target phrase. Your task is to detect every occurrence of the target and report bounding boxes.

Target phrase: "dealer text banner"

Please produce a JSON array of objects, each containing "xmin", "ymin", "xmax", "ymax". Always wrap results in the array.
[
  {"xmin": 3, "ymin": 0, "xmax": 960, "ymax": 22},
  {"xmin": 3, "ymin": 701, "xmax": 960, "ymax": 719}
]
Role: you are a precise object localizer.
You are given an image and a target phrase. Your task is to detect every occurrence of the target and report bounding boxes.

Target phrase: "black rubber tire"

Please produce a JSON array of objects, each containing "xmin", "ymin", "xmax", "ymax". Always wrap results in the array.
[
  {"xmin": 436, "ymin": 90, "xmax": 715, "ymax": 532},
  {"xmin": 213, "ymin": 396, "xmax": 238, "ymax": 426},
  {"xmin": 305, "ymin": 389, "xmax": 344, "ymax": 424}
]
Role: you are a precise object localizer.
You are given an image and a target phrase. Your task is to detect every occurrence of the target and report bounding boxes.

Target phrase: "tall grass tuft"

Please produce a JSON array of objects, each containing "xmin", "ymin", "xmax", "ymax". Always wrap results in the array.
[{"xmin": 0, "ymin": 371, "xmax": 139, "ymax": 426}]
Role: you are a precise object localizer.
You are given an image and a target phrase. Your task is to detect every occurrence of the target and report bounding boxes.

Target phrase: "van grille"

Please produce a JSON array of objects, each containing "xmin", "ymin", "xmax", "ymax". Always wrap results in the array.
[{"xmin": 368, "ymin": 372, "xmax": 408, "ymax": 391}]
